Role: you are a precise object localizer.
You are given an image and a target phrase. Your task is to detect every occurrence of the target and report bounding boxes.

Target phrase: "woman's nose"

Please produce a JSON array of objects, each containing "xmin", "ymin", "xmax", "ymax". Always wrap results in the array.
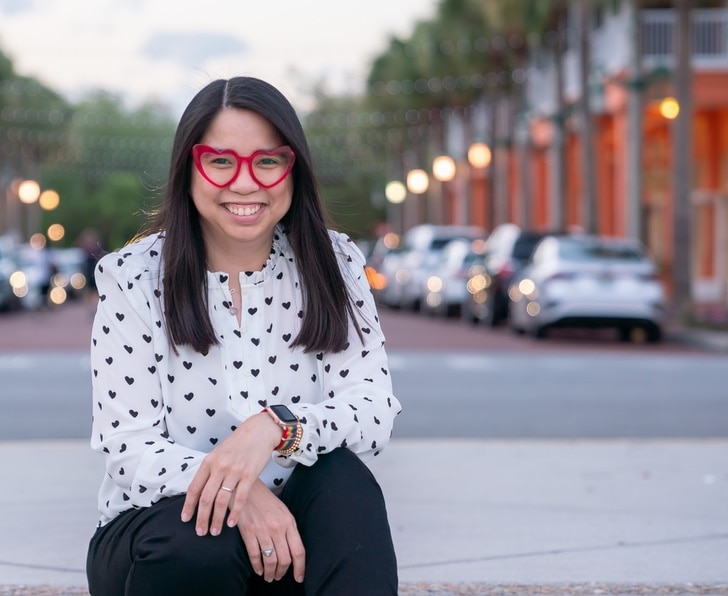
[{"xmin": 228, "ymin": 162, "xmax": 259, "ymax": 191}]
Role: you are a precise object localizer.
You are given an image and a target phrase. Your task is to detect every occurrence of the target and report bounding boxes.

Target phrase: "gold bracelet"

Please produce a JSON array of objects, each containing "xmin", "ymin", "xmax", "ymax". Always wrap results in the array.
[{"xmin": 276, "ymin": 422, "xmax": 302, "ymax": 456}]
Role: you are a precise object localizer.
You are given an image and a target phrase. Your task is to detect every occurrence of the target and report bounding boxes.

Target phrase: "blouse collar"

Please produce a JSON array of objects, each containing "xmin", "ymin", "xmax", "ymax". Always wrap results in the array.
[{"xmin": 207, "ymin": 225, "xmax": 289, "ymax": 287}]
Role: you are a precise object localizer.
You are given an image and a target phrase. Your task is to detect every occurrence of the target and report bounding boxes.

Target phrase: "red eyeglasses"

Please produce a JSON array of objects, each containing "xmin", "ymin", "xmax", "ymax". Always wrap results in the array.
[{"xmin": 192, "ymin": 144, "xmax": 296, "ymax": 188}]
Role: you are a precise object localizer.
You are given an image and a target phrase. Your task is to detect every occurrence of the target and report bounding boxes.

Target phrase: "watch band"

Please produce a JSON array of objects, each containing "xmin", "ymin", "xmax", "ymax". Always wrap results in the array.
[{"xmin": 263, "ymin": 406, "xmax": 302, "ymax": 456}]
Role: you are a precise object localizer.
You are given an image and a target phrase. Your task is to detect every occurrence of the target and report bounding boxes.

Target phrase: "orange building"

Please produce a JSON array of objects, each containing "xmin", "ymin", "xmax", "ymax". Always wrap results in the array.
[{"xmin": 469, "ymin": 5, "xmax": 728, "ymax": 311}]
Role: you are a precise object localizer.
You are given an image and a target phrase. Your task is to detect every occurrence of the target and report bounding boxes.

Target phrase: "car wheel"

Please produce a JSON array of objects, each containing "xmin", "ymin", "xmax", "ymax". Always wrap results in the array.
[
  {"xmin": 646, "ymin": 325, "xmax": 662, "ymax": 343},
  {"xmin": 533, "ymin": 325, "xmax": 548, "ymax": 340},
  {"xmin": 618, "ymin": 327, "xmax": 633, "ymax": 343},
  {"xmin": 461, "ymin": 305, "xmax": 478, "ymax": 326},
  {"xmin": 484, "ymin": 302, "xmax": 500, "ymax": 328},
  {"xmin": 510, "ymin": 324, "xmax": 525, "ymax": 336}
]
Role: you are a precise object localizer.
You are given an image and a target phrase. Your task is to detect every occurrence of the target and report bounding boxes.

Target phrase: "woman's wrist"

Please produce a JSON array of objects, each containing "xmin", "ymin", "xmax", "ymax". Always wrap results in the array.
[
  {"xmin": 275, "ymin": 421, "xmax": 302, "ymax": 456},
  {"xmin": 261, "ymin": 406, "xmax": 302, "ymax": 456}
]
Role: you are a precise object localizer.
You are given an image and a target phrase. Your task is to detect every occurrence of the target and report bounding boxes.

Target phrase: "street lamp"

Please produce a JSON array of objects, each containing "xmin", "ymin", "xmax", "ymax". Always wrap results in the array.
[
  {"xmin": 39, "ymin": 189, "xmax": 60, "ymax": 211},
  {"xmin": 17, "ymin": 180, "xmax": 41, "ymax": 205},
  {"xmin": 385, "ymin": 180, "xmax": 407, "ymax": 204},
  {"xmin": 384, "ymin": 180, "xmax": 407, "ymax": 235},
  {"xmin": 432, "ymin": 155, "xmax": 457, "ymax": 225},
  {"xmin": 406, "ymin": 169, "xmax": 429, "ymax": 194},
  {"xmin": 659, "ymin": 97, "xmax": 680, "ymax": 120},
  {"xmin": 467, "ymin": 143, "xmax": 493, "ymax": 230},
  {"xmin": 467, "ymin": 142, "xmax": 492, "ymax": 169},
  {"xmin": 432, "ymin": 155, "xmax": 456, "ymax": 182}
]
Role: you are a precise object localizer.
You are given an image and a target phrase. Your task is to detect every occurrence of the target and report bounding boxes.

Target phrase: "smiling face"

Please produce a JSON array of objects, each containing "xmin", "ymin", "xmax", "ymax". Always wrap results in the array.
[{"xmin": 190, "ymin": 107, "xmax": 294, "ymax": 272}]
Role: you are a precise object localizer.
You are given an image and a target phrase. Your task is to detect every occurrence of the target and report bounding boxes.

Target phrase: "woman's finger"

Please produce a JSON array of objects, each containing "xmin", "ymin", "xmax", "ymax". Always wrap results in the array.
[
  {"xmin": 241, "ymin": 530, "xmax": 265, "ymax": 577},
  {"xmin": 260, "ymin": 540, "xmax": 279, "ymax": 582},
  {"xmin": 180, "ymin": 466, "xmax": 210, "ymax": 523},
  {"xmin": 209, "ymin": 483, "xmax": 236, "ymax": 536},
  {"xmin": 287, "ymin": 528, "xmax": 306, "ymax": 583},
  {"xmin": 191, "ymin": 480, "xmax": 221, "ymax": 535}
]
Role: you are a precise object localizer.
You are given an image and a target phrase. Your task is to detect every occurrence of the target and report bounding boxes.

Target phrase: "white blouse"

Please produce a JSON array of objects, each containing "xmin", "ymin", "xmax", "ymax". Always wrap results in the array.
[{"xmin": 90, "ymin": 227, "xmax": 401, "ymax": 526}]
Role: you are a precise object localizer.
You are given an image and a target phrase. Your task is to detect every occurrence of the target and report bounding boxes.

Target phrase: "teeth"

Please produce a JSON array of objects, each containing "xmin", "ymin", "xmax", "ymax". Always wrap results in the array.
[{"xmin": 226, "ymin": 204, "xmax": 261, "ymax": 216}]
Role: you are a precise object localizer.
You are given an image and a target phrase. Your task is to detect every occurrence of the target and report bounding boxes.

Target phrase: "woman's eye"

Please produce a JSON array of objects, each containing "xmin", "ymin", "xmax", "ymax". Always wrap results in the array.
[
  {"xmin": 208, "ymin": 156, "xmax": 234, "ymax": 167},
  {"xmin": 256, "ymin": 156, "xmax": 281, "ymax": 168}
]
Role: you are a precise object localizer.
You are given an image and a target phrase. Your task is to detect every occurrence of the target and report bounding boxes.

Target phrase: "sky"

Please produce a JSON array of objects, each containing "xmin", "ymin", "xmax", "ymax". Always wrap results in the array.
[{"xmin": 0, "ymin": 0, "xmax": 439, "ymax": 117}]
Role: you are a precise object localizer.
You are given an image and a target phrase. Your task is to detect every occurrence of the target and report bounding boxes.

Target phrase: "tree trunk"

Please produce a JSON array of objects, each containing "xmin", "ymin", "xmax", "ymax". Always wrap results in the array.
[
  {"xmin": 671, "ymin": 0, "xmax": 693, "ymax": 319},
  {"xmin": 578, "ymin": 0, "xmax": 598, "ymax": 234},
  {"xmin": 625, "ymin": 0, "xmax": 644, "ymax": 242},
  {"xmin": 550, "ymin": 6, "xmax": 568, "ymax": 232}
]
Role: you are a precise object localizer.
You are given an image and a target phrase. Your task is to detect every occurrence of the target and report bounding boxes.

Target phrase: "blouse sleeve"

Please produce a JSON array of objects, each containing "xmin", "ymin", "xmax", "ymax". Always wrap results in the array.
[
  {"xmin": 285, "ymin": 233, "xmax": 402, "ymax": 467},
  {"xmin": 90, "ymin": 250, "xmax": 204, "ymax": 509}
]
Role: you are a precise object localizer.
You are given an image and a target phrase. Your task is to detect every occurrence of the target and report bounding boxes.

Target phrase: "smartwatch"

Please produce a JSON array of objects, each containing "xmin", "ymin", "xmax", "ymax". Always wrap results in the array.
[{"xmin": 264, "ymin": 405, "xmax": 302, "ymax": 456}]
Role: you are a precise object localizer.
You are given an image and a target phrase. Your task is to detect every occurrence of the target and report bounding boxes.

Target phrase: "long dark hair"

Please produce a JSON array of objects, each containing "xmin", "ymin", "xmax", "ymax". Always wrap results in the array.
[{"xmin": 142, "ymin": 76, "xmax": 361, "ymax": 354}]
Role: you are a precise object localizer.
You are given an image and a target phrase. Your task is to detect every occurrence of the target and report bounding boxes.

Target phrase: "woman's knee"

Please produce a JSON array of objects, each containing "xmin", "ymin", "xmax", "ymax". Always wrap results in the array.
[
  {"xmin": 286, "ymin": 448, "xmax": 383, "ymax": 500},
  {"xmin": 89, "ymin": 496, "xmax": 251, "ymax": 595}
]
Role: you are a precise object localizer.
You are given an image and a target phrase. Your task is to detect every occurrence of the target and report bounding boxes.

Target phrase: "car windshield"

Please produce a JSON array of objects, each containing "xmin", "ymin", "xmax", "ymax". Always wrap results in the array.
[
  {"xmin": 512, "ymin": 234, "xmax": 545, "ymax": 260},
  {"xmin": 559, "ymin": 239, "xmax": 643, "ymax": 262}
]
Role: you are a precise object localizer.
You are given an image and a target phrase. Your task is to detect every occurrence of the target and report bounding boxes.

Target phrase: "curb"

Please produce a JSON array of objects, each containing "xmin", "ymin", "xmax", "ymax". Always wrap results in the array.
[
  {"xmin": 667, "ymin": 327, "xmax": 728, "ymax": 353},
  {"xmin": 1, "ymin": 583, "xmax": 728, "ymax": 595}
]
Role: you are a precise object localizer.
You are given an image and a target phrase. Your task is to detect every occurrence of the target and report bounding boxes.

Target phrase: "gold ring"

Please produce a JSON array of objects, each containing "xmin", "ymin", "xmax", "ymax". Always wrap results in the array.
[{"xmin": 220, "ymin": 486, "xmax": 233, "ymax": 493}]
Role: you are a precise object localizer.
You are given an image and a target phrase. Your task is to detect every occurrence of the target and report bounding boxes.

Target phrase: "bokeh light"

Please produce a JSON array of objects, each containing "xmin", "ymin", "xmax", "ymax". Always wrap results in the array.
[
  {"xmin": 385, "ymin": 181, "xmax": 407, "ymax": 204},
  {"xmin": 39, "ymin": 189, "xmax": 60, "ymax": 210},
  {"xmin": 383, "ymin": 232, "xmax": 400, "ymax": 249},
  {"xmin": 49, "ymin": 286, "xmax": 67, "ymax": 305},
  {"xmin": 659, "ymin": 97, "xmax": 680, "ymax": 120},
  {"xmin": 468, "ymin": 143, "xmax": 492, "ymax": 169},
  {"xmin": 18, "ymin": 180, "xmax": 41, "ymax": 204},
  {"xmin": 29, "ymin": 233, "xmax": 47, "ymax": 249},
  {"xmin": 47, "ymin": 223, "xmax": 65, "ymax": 241},
  {"xmin": 432, "ymin": 155, "xmax": 456, "ymax": 182},
  {"xmin": 406, "ymin": 169, "xmax": 429, "ymax": 194}
]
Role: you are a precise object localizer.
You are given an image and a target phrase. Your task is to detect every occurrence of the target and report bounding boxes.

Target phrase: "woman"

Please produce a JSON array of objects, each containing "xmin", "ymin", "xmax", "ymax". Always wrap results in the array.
[{"xmin": 86, "ymin": 76, "xmax": 401, "ymax": 595}]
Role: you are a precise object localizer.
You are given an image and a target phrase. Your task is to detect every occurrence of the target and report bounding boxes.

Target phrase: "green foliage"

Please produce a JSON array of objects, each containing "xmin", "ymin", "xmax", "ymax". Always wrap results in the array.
[
  {"xmin": 40, "ymin": 168, "xmax": 150, "ymax": 251},
  {"xmin": 0, "ymin": 46, "xmax": 15, "ymax": 79},
  {"xmin": 41, "ymin": 92, "xmax": 174, "ymax": 249},
  {"xmin": 0, "ymin": 69, "xmax": 175, "ymax": 248},
  {"xmin": 303, "ymin": 94, "xmax": 391, "ymax": 239}
]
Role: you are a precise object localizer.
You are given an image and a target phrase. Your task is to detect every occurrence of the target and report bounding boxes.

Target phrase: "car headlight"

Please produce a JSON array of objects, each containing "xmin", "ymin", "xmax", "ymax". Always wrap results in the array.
[
  {"xmin": 426, "ymin": 276, "xmax": 443, "ymax": 293},
  {"xmin": 9, "ymin": 271, "xmax": 26, "ymax": 289}
]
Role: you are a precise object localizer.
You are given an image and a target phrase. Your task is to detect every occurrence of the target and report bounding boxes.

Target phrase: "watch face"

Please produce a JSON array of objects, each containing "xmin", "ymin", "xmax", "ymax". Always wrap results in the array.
[{"xmin": 269, "ymin": 404, "xmax": 297, "ymax": 424}]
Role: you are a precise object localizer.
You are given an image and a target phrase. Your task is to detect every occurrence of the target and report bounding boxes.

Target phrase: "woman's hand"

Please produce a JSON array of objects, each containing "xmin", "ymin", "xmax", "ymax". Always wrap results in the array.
[
  {"xmin": 238, "ymin": 480, "xmax": 306, "ymax": 583},
  {"xmin": 181, "ymin": 412, "xmax": 281, "ymax": 537}
]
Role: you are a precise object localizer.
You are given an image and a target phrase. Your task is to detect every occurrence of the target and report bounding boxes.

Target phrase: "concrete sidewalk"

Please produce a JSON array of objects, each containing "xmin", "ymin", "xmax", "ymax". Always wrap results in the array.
[{"xmin": 1, "ymin": 439, "xmax": 727, "ymax": 595}]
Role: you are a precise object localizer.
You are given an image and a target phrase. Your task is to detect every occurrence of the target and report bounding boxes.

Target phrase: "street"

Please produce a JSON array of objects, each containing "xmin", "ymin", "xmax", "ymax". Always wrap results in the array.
[
  {"xmin": 1, "ymin": 300, "xmax": 727, "ymax": 591},
  {"xmin": 0, "ymin": 300, "xmax": 725, "ymax": 441}
]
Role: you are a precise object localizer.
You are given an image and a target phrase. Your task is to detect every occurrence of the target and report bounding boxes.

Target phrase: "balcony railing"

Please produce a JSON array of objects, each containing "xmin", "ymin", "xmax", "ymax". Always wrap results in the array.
[{"xmin": 642, "ymin": 8, "xmax": 728, "ymax": 68}]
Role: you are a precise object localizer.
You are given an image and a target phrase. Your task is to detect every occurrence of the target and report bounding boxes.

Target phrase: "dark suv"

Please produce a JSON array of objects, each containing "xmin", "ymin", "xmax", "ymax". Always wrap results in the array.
[{"xmin": 461, "ymin": 224, "xmax": 548, "ymax": 327}]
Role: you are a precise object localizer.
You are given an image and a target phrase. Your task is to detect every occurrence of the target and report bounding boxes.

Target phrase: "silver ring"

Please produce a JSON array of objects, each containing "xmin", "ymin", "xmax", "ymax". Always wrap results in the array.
[
  {"xmin": 261, "ymin": 548, "xmax": 275, "ymax": 557},
  {"xmin": 220, "ymin": 486, "xmax": 233, "ymax": 493}
]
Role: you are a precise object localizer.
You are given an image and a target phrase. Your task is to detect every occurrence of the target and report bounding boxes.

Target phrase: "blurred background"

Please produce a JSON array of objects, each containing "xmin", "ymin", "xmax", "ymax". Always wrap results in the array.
[
  {"xmin": 2, "ymin": 3, "xmax": 728, "ymax": 588},
  {"xmin": 0, "ymin": 0, "xmax": 726, "ymax": 334}
]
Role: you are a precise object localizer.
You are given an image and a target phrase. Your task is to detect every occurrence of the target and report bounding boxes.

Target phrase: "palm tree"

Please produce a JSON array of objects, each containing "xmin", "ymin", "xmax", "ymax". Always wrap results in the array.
[
  {"xmin": 577, "ymin": 0, "xmax": 598, "ymax": 234},
  {"xmin": 671, "ymin": 0, "xmax": 693, "ymax": 319}
]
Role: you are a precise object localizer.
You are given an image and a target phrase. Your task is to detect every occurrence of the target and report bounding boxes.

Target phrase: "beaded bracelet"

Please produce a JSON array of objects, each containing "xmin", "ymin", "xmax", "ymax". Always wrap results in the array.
[{"xmin": 276, "ymin": 422, "xmax": 302, "ymax": 456}]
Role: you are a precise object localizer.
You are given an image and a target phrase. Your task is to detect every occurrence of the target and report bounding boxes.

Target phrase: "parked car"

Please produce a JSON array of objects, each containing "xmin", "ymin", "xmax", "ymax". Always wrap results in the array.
[
  {"xmin": 508, "ymin": 234, "xmax": 665, "ymax": 342},
  {"xmin": 14, "ymin": 244, "xmax": 58, "ymax": 309},
  {"xmin": 0, "ymin": 235, "xmax": 22, "ymax": 312},
  {"xmin": 421, "ymin": 238, "xmax": 487, "ymax": 318},
  {"xmin": 51, "ymin": 247, "xmax": 89, "ymax": 299},
  {"xmin": 365, "ymin": 232, "xmax": 402, "ymax": 304},
  {"xmin": 375, "ymin": 224, "xmax": 487, "ymax": 311},
  {"xmin": 461, "ymin": 223, "xmax": 549, "ymax": 327}
]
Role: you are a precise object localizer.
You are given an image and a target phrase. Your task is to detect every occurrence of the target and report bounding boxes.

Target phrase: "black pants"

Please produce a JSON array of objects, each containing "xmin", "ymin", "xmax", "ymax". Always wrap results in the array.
[{"xmin": 86, "ymin": 448, "xmax": 398, "ymax": 595}]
